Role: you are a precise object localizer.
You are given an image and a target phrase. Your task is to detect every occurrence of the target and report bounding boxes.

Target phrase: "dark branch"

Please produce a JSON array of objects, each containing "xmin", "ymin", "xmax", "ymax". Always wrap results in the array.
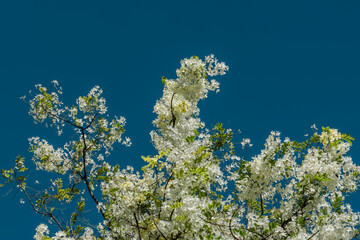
[
  {"xmin": 169, "ymin": 93, "xmax": 176, "ymax": 127},
  {"xmin": 133, "ymin": 212, "xmax": 142, "ymax": 240}
]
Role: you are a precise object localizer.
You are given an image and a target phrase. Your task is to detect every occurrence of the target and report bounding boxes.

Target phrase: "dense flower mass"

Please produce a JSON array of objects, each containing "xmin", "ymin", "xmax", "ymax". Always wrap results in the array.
[{"xmin": 1, "ymin": 55, "xmax": 360, "ymax": 240}]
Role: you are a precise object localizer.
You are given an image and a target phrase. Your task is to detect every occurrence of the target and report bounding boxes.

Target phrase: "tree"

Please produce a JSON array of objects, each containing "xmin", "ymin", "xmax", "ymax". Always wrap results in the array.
[{"xmin": 1, "ymin": 55, "xmax": 360, "ymax": 240}]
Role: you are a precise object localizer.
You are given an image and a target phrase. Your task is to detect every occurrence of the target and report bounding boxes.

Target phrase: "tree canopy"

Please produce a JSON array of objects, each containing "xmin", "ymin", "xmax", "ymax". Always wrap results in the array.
[{"xmin": 1, "ymin": 55, "xmax": 360, "ymax": 240}]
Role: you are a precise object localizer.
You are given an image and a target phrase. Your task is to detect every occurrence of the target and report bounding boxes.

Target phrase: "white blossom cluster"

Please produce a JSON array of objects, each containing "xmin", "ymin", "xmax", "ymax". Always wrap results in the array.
[
  {"xmin": 319, "ymin": 127, "xmax": 342, "ymax": 147},
  {"xmin": 25, "ymin": 83, "xmax": 130, "ymax": 177},
  {"xmin": 232, "ymin": 130, "xmax": 360, "ymax": 239},
  {"xmin": 28, "ymin": 137, "xmax": 71, "ymax": 173},
  {"xmin": 34, "ymin": 224, "xmax": 94, "ymax": 240},
  {"xmin": 93, "ymin": 55, "xmax": 231, "ymax": 239},
  {"xmin": 27, "ymin": 81, "xmax": 65, "ymax": 135},
  {"xmin": 3, "ymin": 55, "xmax": 359, "ymax": 239}
]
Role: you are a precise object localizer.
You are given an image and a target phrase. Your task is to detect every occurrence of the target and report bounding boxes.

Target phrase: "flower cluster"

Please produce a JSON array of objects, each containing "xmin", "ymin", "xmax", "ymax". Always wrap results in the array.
[
  {"xmin": 29, "ymin": 137, "xmax": 71, "ymax": 173},
  {"xmin": 2, "ymin": 55, "xmax": 359, "ymax": 240},
  {"xmin": 319, "ymin": 126, "xmax": 342, "ymax": 147}
]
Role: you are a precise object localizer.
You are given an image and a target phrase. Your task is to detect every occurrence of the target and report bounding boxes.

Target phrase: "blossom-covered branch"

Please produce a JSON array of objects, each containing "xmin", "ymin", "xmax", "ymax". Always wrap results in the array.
[{"xmin": 1, "ymin": 55, "xmax": 359, "ymax": 240}]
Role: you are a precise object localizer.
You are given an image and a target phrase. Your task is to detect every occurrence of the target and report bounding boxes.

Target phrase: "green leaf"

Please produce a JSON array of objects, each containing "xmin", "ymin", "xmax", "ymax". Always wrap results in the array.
[
  {"xmin": 332, "ymin": 193, "xmax": 344, "ymax": 214},
  {"xmin": 78, "ymin": 200, "xmax": 85, "ymax": 212}
]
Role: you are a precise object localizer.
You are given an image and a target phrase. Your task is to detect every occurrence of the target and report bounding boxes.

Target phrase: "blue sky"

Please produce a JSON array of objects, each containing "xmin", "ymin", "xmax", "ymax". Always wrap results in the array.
[{"xmin": 1, "ymin": 0, "xmax": 360, "ymax": 238}]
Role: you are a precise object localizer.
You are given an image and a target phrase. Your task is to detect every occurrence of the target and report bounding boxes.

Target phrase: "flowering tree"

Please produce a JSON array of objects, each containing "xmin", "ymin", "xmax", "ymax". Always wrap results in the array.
[{"xmin": 1, "ymin": 55, "xmax": 360, "ymax": 240}]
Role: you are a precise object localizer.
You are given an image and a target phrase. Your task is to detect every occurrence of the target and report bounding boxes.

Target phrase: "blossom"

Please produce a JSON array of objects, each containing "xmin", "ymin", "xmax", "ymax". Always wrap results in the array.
[
  {"xmin": 240, "ymin": 138, "xmax": 252, "ymax": 149},
  {"xmin": 1, "ymin": 55, "xmax": 358, "ymax": 240}
]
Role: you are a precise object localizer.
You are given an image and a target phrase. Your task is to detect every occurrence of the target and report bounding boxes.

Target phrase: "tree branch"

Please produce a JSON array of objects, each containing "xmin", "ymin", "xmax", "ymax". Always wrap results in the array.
[
  {"xmin": 169, "ymin": 93, "xmax": 176, "ymax": 127},
  {"xmin": 15, "ymin": 172, "xmax": 65, "ymax": 232},
  {"xmin": 260, "ymin": 193, "xmax": 264, "ymax": 216},
  {"xmin": 133, "ymin": 212, "xmax": 142, "ymax": 240}
]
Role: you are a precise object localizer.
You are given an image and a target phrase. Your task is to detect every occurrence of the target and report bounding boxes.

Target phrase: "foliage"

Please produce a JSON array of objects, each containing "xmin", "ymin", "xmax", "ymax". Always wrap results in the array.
[{"xmin": 2, "ymin": 55, "xmax": 360, "ymax": 239}]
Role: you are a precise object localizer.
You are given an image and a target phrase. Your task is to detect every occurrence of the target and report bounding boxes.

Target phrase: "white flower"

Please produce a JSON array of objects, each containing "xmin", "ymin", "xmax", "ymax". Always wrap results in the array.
[
  {"xmin": 241, "ymin": 138, "xmax": 253, "ymax": 149},
  {"xmin": 34, "ymin": 224, "xmax": 49, "ymax": 240}
]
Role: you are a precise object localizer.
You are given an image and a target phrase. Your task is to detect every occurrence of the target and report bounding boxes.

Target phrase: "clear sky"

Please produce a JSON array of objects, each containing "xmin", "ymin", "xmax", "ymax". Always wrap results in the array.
[{"xmin": 1, "ymin": 0, "xmax": 360, "ymax": 239}]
